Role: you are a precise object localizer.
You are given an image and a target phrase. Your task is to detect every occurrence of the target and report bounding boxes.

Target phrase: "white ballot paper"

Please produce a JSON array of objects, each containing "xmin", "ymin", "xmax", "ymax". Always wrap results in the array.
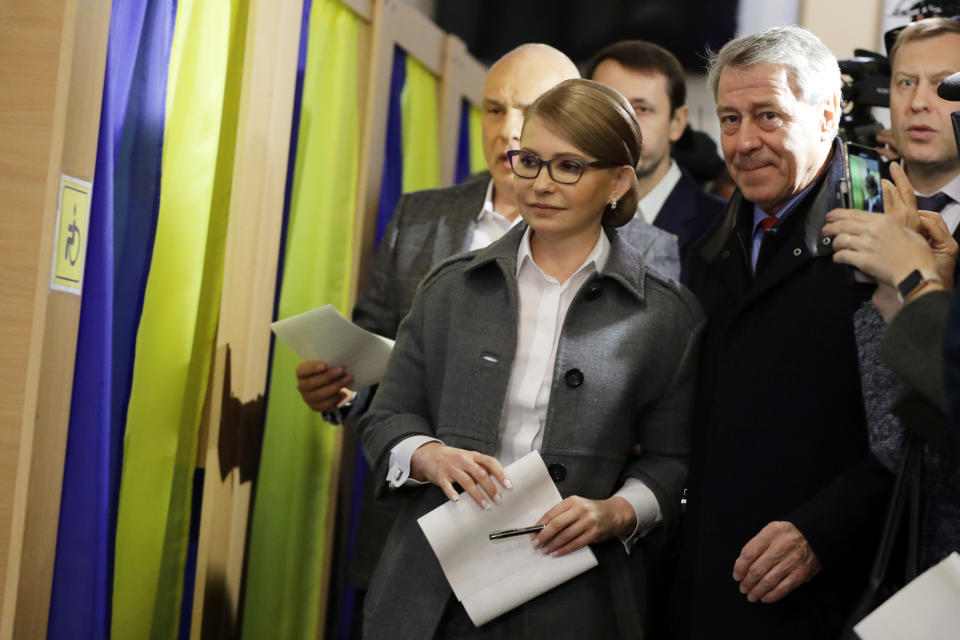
[
  {"xmin": 855, "ymin": 552, "xmax": 960, "ymax": 640},
  {"xmin": 417, "ymin": 451, "xmax": 598, "ymax": 627},
  {"xmin": 270, "ymin": 305, "xmax": 394, "ymax": 390}
]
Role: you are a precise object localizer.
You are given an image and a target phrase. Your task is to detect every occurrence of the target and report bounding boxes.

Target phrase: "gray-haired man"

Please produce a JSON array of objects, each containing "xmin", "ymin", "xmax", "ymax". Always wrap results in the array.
[{"xmin": 678, "ymin": 26, "xmax": 891, "ymax": 638}]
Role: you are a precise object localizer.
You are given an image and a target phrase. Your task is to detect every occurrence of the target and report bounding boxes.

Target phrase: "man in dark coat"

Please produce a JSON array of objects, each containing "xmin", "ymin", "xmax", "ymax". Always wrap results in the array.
[
  {"xmin": 676, "ymin": 26, "xmax": 891, "ymax": 638},
  {"xmin": 585, "ymin": 40, "xmax": 725, "ymax": 278}
]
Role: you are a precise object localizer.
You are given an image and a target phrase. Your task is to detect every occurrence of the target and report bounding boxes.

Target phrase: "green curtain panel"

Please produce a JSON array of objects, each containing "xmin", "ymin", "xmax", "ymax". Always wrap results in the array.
[
  {"xmin": 241, "ymin": 0, "xmax": 361, "ymax": 637},
  {"xmin": 401, "ymin": 55, "xmax": 440, "ymax": 192},
  {"xmin": 469, "ymin": 102, "xmax": 487, "ymax": 175},
  {"xmin": 111, "ymin": 0, "xmax": 246, "ymax": 638}
]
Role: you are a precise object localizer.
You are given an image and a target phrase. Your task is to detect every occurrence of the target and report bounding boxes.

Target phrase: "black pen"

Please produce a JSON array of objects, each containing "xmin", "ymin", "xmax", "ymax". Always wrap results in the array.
[{"xmin": 488, "ymin": 524, "xmax": 545, "ymax": 540}]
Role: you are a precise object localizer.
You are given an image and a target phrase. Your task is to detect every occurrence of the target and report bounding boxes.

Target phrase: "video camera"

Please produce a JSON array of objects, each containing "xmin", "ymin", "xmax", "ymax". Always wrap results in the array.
[
  {"xmin": 839, "ymin": 51, "xmax": 891, "ymax": 148},
  {"xmin": 940, "ymin": 71, "xmax": 960, "ymax": 162}
]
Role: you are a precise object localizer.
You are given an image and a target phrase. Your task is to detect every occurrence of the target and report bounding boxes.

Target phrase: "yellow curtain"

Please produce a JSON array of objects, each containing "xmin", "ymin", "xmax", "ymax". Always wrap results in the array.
[
  {"xmin": 469, "ymin": 102, "xmax": 487, "ymax": 174},
  {"xmin": 401, "ymin": 55, "xmax": 440, "ymax": 191},
  {"xmin": 111, "ymin": 0, "xmax": 246, "ymax": 638}
]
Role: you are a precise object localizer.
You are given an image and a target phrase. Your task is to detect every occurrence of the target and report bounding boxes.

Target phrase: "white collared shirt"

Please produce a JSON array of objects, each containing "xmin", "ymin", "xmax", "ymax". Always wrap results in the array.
[
  {"xmin": 387, "ymin": 226, "xmax": 662, "ymax": 548},
  {"xmin": 636, "ymin": 160, "xmax": 682, "ymax": 225},
  {"xmin": 468, "ymin": 180, "xmax": 522, "ymax": 251},
  {"xmin": 497, "ymin": 227, "xmax": 611, "ymax": 465},
  {"xmin": 916, "ymin": 171, "xmax": 960, "ymax": 235}
]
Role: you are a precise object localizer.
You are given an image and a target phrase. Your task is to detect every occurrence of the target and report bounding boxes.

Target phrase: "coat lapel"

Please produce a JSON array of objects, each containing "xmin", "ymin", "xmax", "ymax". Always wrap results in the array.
[
  {"xmin": 745, "ymin": 147, "xmax": 845, "ymax": 307},
  {"xmin": 699, "ymin": 192, "xmax": 753, "ymax": 302},
  {"xmin": 443, "ymin": 175, "xmax": 487, "ymax": 260}
]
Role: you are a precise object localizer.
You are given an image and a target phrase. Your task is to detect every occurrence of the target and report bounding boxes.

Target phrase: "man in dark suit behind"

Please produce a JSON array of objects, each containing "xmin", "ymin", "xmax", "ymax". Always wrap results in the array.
[
  {"xmin": 676, "ymin": 26, "xmax": 891, "ymax": 639},
  {"xmin": 586, "ymin": 40, "xmax": 725, "ymax": 278}
]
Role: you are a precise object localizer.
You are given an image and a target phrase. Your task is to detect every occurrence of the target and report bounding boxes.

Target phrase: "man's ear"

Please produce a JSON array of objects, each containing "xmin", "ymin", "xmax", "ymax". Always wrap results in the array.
[
  {"xmin": 669, "ymin": 105, "xmax": 690, "ymax": 143},
  {"xmin": 820, "ymin": 91, "xmax": 841, "ymax": 141}
]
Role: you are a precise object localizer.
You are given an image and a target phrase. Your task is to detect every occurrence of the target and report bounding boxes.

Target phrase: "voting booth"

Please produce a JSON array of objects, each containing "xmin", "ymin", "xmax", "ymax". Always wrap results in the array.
[{"xmin": 0, "ymin": 0, "xmax": 484, "ymax": 638}]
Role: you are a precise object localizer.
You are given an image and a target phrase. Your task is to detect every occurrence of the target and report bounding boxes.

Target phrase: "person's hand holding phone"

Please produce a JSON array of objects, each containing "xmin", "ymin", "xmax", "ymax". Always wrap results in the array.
[{"xmin": 823, "ymin": 161, "xmax": 954, "ymax": 320}]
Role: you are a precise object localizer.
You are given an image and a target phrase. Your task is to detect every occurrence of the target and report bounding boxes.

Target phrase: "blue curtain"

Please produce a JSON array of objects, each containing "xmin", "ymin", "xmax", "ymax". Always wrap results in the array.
[
  {"xmin": 455, "ymin": 97, "xmax": 471, "ymax": 184},
  {"xmin": 374, "ymin": 46, "xmax": 406, "ymax": 246},
  {"xmin": 48, "ymin": 1, "xmax": 176, "ymax": 638}
]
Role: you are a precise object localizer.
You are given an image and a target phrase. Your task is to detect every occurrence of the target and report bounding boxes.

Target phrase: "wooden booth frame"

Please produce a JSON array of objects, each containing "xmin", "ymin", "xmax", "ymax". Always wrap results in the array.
[{"xmin": 191, "ymin": 0, "xmax": 486, "ymax": 638}]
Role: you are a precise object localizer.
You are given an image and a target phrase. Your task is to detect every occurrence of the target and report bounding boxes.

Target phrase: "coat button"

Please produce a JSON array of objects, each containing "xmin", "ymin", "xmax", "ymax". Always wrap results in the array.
[
  {"xmin": 564, "ymin": 368, "xmax": 584, "ymax": 387},
  {"xmin": 585, "ymin": 284, "xmax": 602, "ymax": 301},
  {"xmin": 548, "ymin": 463, "xmax": 566, "ymax": 482}
]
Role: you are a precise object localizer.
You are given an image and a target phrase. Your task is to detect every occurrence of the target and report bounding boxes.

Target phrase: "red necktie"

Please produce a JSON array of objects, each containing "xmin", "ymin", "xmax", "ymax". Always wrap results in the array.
[{"xmin": 760, "ymin": 215, "xmax": 778, "ymax": 233}]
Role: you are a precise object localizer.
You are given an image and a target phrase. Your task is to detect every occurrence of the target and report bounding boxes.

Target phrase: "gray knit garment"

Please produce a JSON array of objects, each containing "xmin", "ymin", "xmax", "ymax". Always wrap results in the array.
[{"xmin": 854, "ymin": 301, "xmax": 960, "ymax": 567}]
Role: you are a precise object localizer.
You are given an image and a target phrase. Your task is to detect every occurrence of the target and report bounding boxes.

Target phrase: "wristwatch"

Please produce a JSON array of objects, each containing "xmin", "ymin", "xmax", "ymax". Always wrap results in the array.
[{"xmin": 896, "ymin": 269, "xmax": 942, "ymax": 303}]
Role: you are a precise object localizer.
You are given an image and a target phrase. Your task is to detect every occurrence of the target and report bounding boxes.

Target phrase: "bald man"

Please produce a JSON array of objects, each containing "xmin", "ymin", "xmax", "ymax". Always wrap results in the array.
[{"xmin": 294, "ymin": 43, "xmax": 678, "ymax": 622}]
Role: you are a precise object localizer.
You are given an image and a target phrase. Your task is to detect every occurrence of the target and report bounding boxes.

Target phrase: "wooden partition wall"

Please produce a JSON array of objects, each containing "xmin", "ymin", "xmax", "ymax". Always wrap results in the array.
[
  {"xmin": 0, "ymin": 1, "xmax": 485, "ymax": 637},
  {"xmin": 190, "ymin": 1, "xmax": 487, "ymax": 638},
  {"xmin": 0, "ymin": 1, "xmax": 111, "ymax": 639},
  {"xmin": 188, "ymin": 1, "xmax": 305, "ymax": 637}
]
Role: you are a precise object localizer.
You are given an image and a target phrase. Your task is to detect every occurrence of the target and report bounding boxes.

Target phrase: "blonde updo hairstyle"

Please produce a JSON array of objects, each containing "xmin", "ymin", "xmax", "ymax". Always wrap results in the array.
[{"xmin": 522, "ymin": 78, "xmax": 643, "ymax": 228}]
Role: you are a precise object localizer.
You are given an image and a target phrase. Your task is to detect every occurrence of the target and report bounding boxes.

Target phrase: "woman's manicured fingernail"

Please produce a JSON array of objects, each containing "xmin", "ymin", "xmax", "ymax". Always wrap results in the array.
[
  {"xmin": 481, "ymin": 499, "xmax": 490, "ymax": 510},
  {"xmin": 504, "ymin": 479, "xmax": 513, "ymax": 489},
  {"xmin": 493, "ymin": 494, "xmax": 501, "ymax": 504},
  {"xmin": 451, "ymin": 494, "xmax": 459, "ymax": 502},
  {"xmin": 532, "ymin": 538, "xmax": 540, "ymax": 548}
]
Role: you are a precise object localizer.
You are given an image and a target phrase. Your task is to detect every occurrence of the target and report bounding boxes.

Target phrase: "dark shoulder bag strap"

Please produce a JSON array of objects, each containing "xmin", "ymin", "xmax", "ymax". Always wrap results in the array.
[{"xmin": 842, "ymin": 432, "xmax": 923, "ymax": 638}]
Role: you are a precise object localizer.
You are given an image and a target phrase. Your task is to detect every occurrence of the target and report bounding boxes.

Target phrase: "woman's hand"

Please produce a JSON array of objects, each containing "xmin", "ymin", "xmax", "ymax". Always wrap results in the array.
[
  {"xmin": 410, "ymin": 442, "xmax": 511, "ymax": 508},
  {"xmin": 825, "ymin": 208, "xmax": 937, "ymax": 287},
  {"xmin": 532, "ymin": 496, "xmax": 636, "ymax": 556},
  {"xmin": 822, "ymin": 163, "xmax": 946, "ymax": 289},
  {"xmin": 916, "ymin": 210, "xmax": 958, "ymax": 289}
]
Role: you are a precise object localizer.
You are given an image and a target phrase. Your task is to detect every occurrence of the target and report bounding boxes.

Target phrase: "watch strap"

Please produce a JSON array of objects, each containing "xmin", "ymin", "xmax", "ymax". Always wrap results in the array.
[{"xmin": 897, "ymin": 269, "xmax": 941, "ymax": 302}]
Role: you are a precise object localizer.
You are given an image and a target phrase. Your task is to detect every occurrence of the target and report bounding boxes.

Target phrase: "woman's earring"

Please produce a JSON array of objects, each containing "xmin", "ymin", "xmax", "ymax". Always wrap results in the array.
[{"xmin": 610, "ymin": 196, "xmax": 618, "ymax": 210}]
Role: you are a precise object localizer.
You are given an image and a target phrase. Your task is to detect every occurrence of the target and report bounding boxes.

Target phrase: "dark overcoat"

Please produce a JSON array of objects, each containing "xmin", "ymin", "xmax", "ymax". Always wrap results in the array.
[
  {"xmin": 677, "ymin": 146, "xmax": 892, "ymax": 639},
  {"xmin": 651, "ymin": 167, "xmax": 725, "ymax": 278},
  {"xmin": 358, "ymin": 223, "xmax": 704, "ymax": 639}
]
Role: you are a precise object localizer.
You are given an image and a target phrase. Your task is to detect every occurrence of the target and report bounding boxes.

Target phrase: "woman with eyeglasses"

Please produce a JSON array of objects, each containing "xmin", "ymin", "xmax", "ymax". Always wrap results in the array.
[{"xmin": 358, "ymin": 79, "xmax": 704, "ymax": 639}]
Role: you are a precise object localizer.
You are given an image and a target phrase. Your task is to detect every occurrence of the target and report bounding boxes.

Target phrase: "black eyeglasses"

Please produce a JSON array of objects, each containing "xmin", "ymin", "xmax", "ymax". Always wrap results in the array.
[{"xmin": 506, "ymin": 149, "xmax": 619, "ymax": 185}]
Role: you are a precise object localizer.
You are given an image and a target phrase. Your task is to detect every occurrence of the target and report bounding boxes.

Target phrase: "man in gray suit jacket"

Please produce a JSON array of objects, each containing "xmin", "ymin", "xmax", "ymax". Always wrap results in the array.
[{"xmin": 294, "ymin": 43, "xmax": 679, "ymax": 597}]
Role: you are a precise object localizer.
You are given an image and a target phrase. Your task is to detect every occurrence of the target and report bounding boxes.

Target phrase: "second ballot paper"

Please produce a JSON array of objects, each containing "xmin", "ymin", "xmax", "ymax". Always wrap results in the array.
[
  {"xmin": 417, "ymin": 451, "xmax": 598, "ymax": 627},
  {"xmin": 270, "ymin": 305, "xmax": 394, "ymax": 390}
]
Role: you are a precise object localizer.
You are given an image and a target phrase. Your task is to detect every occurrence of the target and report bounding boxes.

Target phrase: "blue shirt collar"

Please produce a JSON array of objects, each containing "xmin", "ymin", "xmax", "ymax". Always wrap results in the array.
[{"xmin": 751, "ymin": 180, "xmax": 818, "ymax": 233}]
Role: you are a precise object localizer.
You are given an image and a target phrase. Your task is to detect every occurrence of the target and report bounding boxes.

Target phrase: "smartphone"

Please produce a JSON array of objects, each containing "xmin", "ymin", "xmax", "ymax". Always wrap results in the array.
[{"xmin": 843, "ymin": 142, "xmax": 885, "ymax": 212}]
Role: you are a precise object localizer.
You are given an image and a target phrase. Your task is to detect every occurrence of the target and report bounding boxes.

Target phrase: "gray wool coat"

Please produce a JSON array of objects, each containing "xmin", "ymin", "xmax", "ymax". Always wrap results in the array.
[
  {"xmin": 347, "ymin": 174, "xmax": 682, "ymax": 590},
  {"xmin": 358, "ymin": 222, "xmax": 704, "ymax": 639}
]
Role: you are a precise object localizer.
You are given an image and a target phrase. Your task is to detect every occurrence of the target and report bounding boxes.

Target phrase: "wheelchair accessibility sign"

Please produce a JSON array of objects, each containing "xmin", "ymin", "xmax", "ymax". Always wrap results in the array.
[{"xmin": 51, "ymin": 174, "xmax": 92, "ymax": 294}]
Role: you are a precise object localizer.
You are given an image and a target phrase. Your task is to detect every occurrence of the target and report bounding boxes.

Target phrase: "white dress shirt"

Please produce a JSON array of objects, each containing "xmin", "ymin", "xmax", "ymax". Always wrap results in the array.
[
  {"xmin": 916, "ymin": 171, "xmax": 960, "ymax": 235},
  {"xmin": 387, "ymin": 226, "xmax": 662, "ymax": 548},
  {"xmin": 468, "ymin": 180, "xmax": 523, "ymax": 251},
  {"xmin": 636, "ymin": 160, "xmax": 682, "ymax": 225}
]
